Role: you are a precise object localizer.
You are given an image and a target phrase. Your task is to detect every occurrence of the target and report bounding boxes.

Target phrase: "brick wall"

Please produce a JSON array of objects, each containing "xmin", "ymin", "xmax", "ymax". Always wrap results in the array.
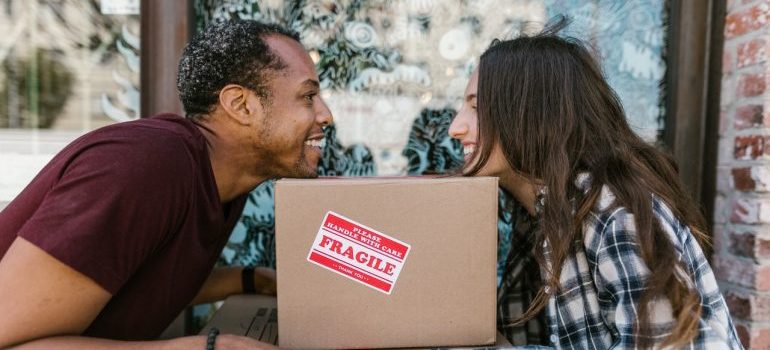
[{"xmin": 717, "ymin": 1, "xmax": 770, "ymax": 348}]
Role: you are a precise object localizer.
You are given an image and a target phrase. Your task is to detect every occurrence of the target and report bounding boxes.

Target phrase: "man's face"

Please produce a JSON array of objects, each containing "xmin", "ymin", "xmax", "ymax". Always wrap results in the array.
[{"xmin": 248, "ymin": 35, "xmax": 333, "ymax": 179}]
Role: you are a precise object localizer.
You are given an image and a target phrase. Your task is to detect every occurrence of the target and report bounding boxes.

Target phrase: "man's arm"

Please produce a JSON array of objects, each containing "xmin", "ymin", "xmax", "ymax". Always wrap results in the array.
[
  {"xmin": 0, "ymin": 238, "xmax": 275, "ymax": 350},
  {"xmin": 0, "ymin": 237, "xmax": 109, "ymax": 348},
  {"xmin": 192, "ymin": 266, "xmax": 276, "ymax": 305},
  {"xmin": 11, "ymin": 334, "xmax": 277, "ymax": 350}
]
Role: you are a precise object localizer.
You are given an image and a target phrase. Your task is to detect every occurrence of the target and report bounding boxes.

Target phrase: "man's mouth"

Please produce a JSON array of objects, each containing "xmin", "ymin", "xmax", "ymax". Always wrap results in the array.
[{"xmin": 304, "ymin": 138, "xmax": 326, "ymax": 149}]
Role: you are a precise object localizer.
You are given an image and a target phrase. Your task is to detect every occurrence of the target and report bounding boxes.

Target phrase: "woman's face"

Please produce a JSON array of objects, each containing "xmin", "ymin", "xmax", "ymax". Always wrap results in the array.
[{"xmin": 448, "ymin": 69, "xmax": 510, "ymax": 177}]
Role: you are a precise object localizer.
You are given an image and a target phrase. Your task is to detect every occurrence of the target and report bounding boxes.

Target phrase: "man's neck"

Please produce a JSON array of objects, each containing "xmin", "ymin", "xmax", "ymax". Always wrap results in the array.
[{"xmin": 197, "ymin": 123, "xmax": 269, "ymax": 203}]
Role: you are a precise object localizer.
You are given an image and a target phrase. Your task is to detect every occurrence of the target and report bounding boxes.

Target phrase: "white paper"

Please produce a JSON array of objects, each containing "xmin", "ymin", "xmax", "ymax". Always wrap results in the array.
[{"xmin": 100, "ymin": 0, "xmax": 139, "ymax": 15}]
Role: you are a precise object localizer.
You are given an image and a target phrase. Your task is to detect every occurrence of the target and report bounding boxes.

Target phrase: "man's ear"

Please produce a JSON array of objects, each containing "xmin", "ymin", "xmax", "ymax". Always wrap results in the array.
[{"xmin": 218, "ymin": 84, "xmax": 259, "ymax": 125}]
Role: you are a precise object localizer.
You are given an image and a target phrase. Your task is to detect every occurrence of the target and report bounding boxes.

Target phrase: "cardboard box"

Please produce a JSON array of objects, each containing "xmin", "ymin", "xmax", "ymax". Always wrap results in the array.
[{"xmin": 275, "ymin": 177, "xmax": 498, "ymax": 349}]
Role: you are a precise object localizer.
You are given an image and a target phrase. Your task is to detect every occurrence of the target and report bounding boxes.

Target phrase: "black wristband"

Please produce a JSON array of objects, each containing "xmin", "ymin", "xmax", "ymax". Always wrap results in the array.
[
  {"xmin": 241, "ymin": 267, "xmax": 256, "ymax": 294},
  {"xmin": 206, "ymin": 327, "xmax": 219, "ymax": 350}
]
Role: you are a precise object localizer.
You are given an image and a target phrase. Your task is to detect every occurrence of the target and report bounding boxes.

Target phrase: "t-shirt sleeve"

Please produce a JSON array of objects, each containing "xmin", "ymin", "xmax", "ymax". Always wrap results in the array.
[{"xmin": 17, "ymin": 132, "xmax": 195, "ymax": 294}]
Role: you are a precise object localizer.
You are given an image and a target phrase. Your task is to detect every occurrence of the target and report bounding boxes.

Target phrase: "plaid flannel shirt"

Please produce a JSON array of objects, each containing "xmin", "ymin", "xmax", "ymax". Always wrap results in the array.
[
  {"xmin": 498, "ymin": 175, "xmax": 743, "ymax": 349},
  {"xmin": 498, "ymin": 201, "xmax": 549, "ymax": 345}
]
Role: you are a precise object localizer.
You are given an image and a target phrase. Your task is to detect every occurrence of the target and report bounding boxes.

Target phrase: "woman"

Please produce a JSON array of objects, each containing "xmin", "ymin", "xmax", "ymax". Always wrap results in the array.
[{"xmin": 448, "ymin": 18, "xmax": 743, "ymax": 349}]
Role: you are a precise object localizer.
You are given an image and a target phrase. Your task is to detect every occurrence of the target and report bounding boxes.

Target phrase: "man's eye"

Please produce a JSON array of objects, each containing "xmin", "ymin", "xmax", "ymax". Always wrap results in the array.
[{"xmin": 304, "ymin": 94, "xmax": 316, "ymax": 102}]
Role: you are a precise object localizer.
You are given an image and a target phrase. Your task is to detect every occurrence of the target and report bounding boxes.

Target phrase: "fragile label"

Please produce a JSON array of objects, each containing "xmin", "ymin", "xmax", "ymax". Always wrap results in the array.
[{"xmin": 307, "ymin": 212, "xmax": 411, "ymax": 294}]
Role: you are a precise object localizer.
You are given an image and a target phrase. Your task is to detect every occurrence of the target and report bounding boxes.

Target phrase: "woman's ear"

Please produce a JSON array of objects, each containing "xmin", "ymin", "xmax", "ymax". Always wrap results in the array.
[{"xmin": 218, "ymin": 84, "xmax": 258, "ymax": 125}]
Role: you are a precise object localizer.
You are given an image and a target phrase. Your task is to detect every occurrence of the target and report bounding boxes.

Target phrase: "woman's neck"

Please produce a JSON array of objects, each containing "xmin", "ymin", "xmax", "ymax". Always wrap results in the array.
[{"xmin": 498, "ymin": 170, "xmax": 540, "ymax": 217}]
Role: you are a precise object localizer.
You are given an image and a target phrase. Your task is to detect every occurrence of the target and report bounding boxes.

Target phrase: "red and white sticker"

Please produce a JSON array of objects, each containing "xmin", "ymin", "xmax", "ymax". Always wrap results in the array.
[{"xmin": 307, "ymin": 211, "xmax": 411, "ymax": 294}]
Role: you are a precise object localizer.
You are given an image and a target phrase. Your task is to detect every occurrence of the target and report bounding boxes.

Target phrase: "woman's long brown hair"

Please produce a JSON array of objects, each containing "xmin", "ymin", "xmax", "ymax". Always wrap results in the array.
[{"xmin": 466, "ymin": 17, "xmax": 710, "ymax": 348}]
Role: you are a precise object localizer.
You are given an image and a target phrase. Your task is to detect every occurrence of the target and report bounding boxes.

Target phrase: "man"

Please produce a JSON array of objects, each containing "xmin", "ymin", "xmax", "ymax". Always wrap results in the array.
[{"xmin": 0, "ymin": 20, "xmax": 331, "ymax": 349}]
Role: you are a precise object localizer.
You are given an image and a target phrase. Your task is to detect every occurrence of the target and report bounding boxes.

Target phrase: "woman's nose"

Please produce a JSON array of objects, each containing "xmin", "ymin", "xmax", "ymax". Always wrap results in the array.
[{"xmin": 448, "ymin": 116, "xmax": 467, "ymax": 139}]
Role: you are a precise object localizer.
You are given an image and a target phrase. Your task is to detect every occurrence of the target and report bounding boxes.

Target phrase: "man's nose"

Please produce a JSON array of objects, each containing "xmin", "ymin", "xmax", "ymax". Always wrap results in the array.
[{"xmin": 316, "ymin": 99, "xmax": 333, "ymax": 127}]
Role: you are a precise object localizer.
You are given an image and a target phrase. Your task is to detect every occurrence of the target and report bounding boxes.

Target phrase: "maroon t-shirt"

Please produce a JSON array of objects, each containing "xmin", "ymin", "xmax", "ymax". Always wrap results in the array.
[{"xmin": 0, "ymin": 114, "xmax": 247, "ymax": 340}]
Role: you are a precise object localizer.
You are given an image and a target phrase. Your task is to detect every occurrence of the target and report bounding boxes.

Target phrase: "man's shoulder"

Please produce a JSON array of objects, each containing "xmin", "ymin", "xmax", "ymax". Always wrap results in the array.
[
  {"xmin": 88, "ymin": 114, "xmax": 201, "ymax": 144},
  {"xmin": 68, "ymin": 114, "xmax": 205, "ymax": 163},
  {"xmin": 47, "ymin": 114, "xmax": 207, "ymax": 188}
]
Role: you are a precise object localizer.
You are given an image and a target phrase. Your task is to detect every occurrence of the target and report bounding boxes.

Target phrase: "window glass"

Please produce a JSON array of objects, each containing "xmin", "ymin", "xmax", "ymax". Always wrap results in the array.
[
  {"xmin": 195, "ymin": 0, "xmax": 666, "ymax": 175},
  {"xmin": 0, "ymin": 0, "xmax": 139, "ymax": 203}
]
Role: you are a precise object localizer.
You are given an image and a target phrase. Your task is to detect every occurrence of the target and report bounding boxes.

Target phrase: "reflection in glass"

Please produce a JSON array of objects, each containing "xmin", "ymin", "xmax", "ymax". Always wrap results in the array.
[
  {"xmin": 0, "ymin": 0, "xmax": 139, "ymax": 204},
  {"xmin": 0, "ymin": 0, "xmax": 140, "ymax": 131}
]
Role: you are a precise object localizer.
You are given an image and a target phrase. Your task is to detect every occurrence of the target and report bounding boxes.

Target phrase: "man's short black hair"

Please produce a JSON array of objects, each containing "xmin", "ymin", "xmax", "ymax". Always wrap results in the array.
[{"xmin": 177, "ymin": 20, "xmax": 301, "ymax": 119}]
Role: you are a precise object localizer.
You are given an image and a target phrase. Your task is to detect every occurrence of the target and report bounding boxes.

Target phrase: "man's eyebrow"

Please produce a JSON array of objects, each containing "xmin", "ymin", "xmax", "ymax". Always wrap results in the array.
[{"xmin": 301, "ymin": 79, "xmax": 320, "ymax": 89}]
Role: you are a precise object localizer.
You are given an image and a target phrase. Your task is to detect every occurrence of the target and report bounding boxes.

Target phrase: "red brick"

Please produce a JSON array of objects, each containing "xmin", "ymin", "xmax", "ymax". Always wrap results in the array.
[
  {"xmin": 734, "ymin": 321, "xmax": 770, "ymax": 349},
  {"xmin": 765, "ymin": 106, "xmax": 770, "ymax": 128},
  {"xmin": 714, "ymin": 255, "xmax": 748, "ymax": 285},
  {"xmin": 726, "ymin": 12, "xmax": 748, "ymax": 39},
  {"xmin": 734, "ymin": 105, "xmax": 765, "ymax": 129},
  {"xmin": 729, "ymin": 165, "xmax": 770, "ymax": 192},
  {"xmin": 754, "ymin": 166, "xmax": 770, "ymax": 191},
  {"xmin": 732, "ymin": 202, "xmax": 749, "ymax": 224},
  {"xmin": 713, "ymin": 255, "xmax": 770, "ymax": 290},
  {"xmin": 730, "ymin": 230, "xmax": 756, "ymax": 257},
  {"xmin": 730, "ymin": 197, "xmax": 770, "ymax": 224},
  {"xmin": 726, "ymin": 291, "xmax": 752, "ymax": 319},
  {"xmin": 738, "ymin": 73, "xmax": 767, "ymax": 97},
  {"xmin": 758, "ymin": 266, "xmax": 770, "ymax": 290},
  {"xmin": 728, "ymin": 229, "xmax": 770, "ymax": 260},
  {"xmin": 731, "ymin": 198, "xmax": 755, "ymax": 224},
  {"xmin": 733, "ymin": 167, "xmax": 757, "ymax": 190},
  {"xmin": 758, "ymin": 295, "xmax": 770, "ymax": 322},
  {"xmin": 715, "ymin": 257, "xmax": 770, "ymax": 293},
  {"xmin": 738, "ymin": 38, "xmax": 768, "ymax": 68},
  {"xmin": 759, "ymin": 238, "xmax": 770, "ymax": 258},
  {"xmin": 725, "ymin": 290, "xmax": 770, "ymax": 322},
  {"xmin": 725, "ymin": 50, "xmax": 735, "ymax": 74},
  {"xmin": 735, "ymin": 135, "xmax": 768, "ymax": 159},
  {"xmin": 756, "ymin": 326, "xmax": 770, "ymax": 349},
  {"xmin": 721, "ymin": 2, "xmax": 770, "ymax": 344},
  {"xmin": 726, "ymin": 3, "xmax": 770, "ymax": 39},
  {"xmin": 735, "ymin": 322, "xmax": 750, "ymax": 349}
]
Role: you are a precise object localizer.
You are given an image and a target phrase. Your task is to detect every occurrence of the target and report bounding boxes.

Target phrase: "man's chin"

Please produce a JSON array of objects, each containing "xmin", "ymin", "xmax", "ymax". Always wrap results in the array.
[{"xmin": 282, "ymin": 163, "xmax": 319, "ymax": 179}]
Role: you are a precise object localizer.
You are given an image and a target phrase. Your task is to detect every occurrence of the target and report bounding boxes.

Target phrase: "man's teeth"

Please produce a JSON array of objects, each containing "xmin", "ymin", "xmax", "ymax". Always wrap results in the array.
[
  {"xmin": 304, "ymin": 138, "xmax": 326, "ymax": 148},
  {"xmin": 463, "ymin": 145, "xmax": 475, "ymax": 156}
]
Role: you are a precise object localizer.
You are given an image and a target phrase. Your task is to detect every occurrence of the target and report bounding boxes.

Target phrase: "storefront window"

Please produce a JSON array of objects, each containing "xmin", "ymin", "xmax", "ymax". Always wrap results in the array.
[
  {"xmin": 196, "ymin": 0, "xmax": 666, "ymax": 175},
  {"xmin": 546, "ymin": 0, "xmax": 666, "ymax": 141},
  {"xmin": 0, "ymin": 0, "xmax": 139, "ymax": 204}
]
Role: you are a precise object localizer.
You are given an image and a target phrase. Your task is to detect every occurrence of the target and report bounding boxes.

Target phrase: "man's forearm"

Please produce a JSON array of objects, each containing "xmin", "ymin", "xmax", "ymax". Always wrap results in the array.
[
  {"xmin": 191, "ymin": 267, "xmax": 242, "ymax": 305},
  {"xmin": 192, "ymin": 266, "xmax": 277, "ymax": 305},
  {"xmin": 10, "ymin": 335, "xmax": 205, "ymax": 350},
  {"xmin": 10, "ymin": 334, "xmax": 278, "ymax": 350}
]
